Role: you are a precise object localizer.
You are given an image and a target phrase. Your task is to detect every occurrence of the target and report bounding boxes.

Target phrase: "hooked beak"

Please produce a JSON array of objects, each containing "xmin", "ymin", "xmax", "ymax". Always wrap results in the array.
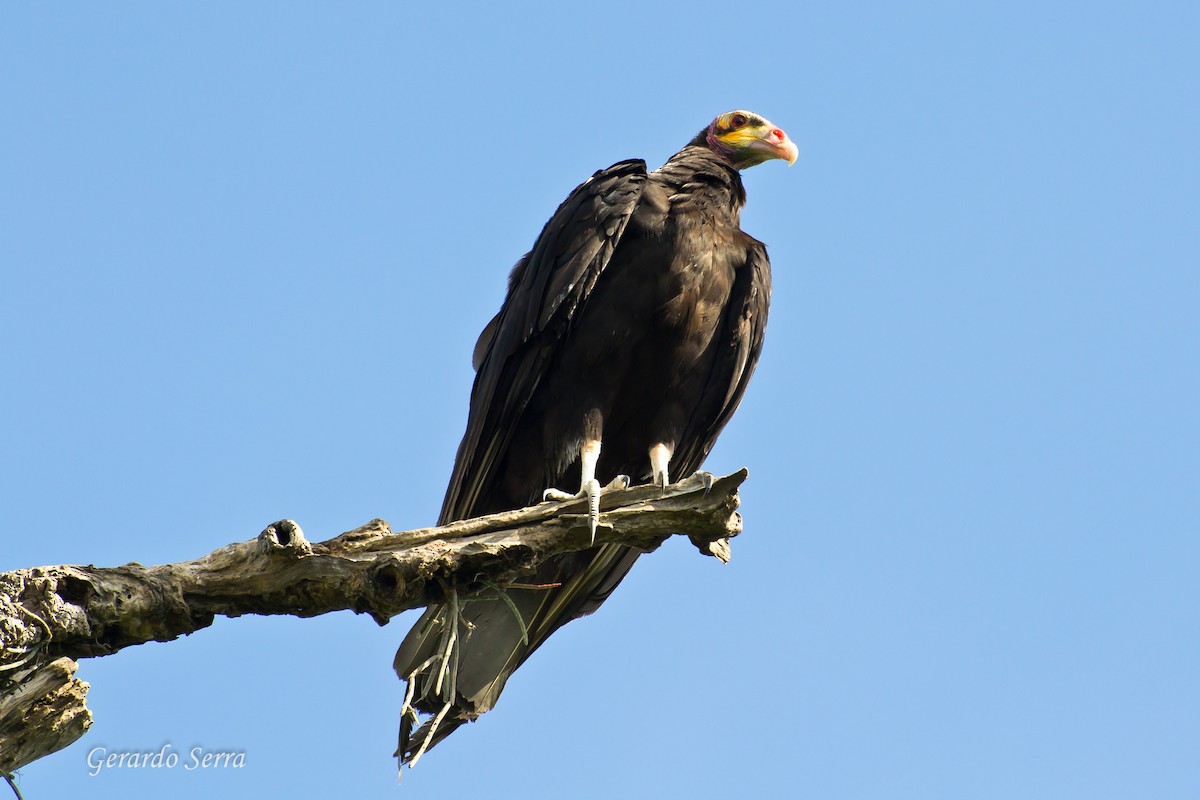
[{"xmin": 763, "ymin": 126, "xmax": 799, "ymax": 166}]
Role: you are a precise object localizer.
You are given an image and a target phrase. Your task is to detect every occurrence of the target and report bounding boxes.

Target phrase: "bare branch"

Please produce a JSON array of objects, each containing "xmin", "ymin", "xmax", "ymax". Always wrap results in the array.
[{"xmin": 0, "ymin": 469, "xmax": 746, "ymax": 773}]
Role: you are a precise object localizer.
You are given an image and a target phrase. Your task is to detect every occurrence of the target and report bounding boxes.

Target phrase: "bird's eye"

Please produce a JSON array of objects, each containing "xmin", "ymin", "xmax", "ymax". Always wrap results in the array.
[{"xmin": 729, "ymin": 113, "xmax": 748, "ymax": 130}]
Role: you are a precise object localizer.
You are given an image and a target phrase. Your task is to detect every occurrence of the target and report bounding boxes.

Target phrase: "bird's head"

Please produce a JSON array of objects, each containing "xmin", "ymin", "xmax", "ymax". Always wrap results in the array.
[{"xmin": 700, "ymin": 110, "xmax": 798, "ymax": 170}]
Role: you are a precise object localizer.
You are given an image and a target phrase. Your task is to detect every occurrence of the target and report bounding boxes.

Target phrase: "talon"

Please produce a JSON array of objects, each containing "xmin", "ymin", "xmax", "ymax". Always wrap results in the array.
[
  {"xmin": 605, "ymin": 474, "xmax": 630, "ymax": 491},
  {"xmin": 649, "ymin": 443, "xmax": 672, "ymax": 495},
  {"xmin": 698, "ymin": 471, "xmax": 714, "ymax": 494},
  {"xmin": 542, "ymin": 438, "xmax": 617, "ymax": 545},
  {"xmin": 583, "ymin": 478, "xmax": 601, "ymax": 545}
]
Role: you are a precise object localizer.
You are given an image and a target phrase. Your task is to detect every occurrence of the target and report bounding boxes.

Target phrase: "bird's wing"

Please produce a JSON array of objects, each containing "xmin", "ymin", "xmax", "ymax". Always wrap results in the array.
[
  {"xmin": 438, "ymin": 159, "xmax": 648, "ymax": 524},
  {"xmin": 671, "ymin": 238, "xmax": 772, "ymax": 476}
]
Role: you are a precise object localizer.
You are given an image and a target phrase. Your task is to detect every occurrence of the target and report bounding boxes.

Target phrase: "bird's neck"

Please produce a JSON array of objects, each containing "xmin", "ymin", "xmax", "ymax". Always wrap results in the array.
[{"xmin": 653, "ymin": 145, "xmax": 748, "ymax": 218}]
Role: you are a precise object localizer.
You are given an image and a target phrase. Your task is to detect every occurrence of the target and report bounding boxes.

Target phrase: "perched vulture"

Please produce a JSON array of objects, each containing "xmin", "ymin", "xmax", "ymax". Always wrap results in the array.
[{"xmin": 395, "ymin": 110, "xmax": 796, "ymax": 764}]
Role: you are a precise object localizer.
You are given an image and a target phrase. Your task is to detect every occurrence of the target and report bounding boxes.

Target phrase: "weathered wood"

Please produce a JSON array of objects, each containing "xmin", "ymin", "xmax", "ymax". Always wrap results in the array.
[
  {"xmin": 0, "ymin": 658, "xmax": 90, "ymax": 774},
  {"xmin": 0, "ymin": 469, "xmax": 746, "ymax": 772}
]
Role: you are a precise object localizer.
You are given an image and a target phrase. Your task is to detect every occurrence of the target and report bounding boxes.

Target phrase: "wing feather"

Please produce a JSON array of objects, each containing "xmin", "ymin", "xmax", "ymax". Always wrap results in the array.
[
  {"xmin": 439, "ymin": 159, "xmax": 648, "ymax": 524},
  {"xmin": 672, "ymin": 239, "xmax": 772, "ymax": 474}
]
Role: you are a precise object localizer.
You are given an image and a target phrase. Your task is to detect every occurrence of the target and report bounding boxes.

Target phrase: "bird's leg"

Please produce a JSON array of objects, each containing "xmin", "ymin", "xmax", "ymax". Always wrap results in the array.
[
  {"xmin": 650, "ymin": 442, "xmax": 673, "ymax": 494},
  {"xmin": 543, "ymin": 440, "xmax": 602, "ymax": 502},
  {"xmin": 577, "ymin": 439, "xmax": 602, "ymax": 539},
  {"xmin": 543, "ymin": 439, "xmax": 627, "ymax": 544}
]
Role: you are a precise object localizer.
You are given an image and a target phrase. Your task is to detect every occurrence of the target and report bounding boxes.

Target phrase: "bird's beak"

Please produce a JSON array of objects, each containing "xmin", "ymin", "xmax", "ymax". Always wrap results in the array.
[
  {"xmin": 764, "ymin": 126, "xmax": 799, "ymax": 166},
  {"xmin": 729, "ymin": 123, "xmax": 798, "ymax": 168}
]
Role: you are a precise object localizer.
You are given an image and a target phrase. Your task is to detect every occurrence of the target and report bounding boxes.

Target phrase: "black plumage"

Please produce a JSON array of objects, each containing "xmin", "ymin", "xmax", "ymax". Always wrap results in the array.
[{"xmin": 395, "ymin": 110, "xmax": 795, "ymax": 764}]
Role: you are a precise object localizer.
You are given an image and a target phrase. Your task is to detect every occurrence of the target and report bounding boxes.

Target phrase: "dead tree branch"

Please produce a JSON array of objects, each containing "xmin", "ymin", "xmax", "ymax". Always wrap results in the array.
[{"xmin": 0, "ymin": 469, "xmax": 746, "ymax": 773}]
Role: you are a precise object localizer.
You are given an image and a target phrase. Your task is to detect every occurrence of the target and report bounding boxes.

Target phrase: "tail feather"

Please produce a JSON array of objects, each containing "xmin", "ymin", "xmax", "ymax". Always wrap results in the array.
[{"xmin": 394, "ymin": 543, "xmax": 641, "ymax": 765}]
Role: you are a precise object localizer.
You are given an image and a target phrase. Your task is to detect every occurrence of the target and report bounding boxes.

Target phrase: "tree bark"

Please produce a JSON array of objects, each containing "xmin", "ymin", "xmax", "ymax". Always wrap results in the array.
[{"xmin": 0, "ymin": 469, "xmax": 746, "ymax": 773}]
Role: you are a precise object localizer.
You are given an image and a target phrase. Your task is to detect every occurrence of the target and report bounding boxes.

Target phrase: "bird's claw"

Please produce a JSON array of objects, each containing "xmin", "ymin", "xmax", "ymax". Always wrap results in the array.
[
  {"xmin": 582, "ymin": 478, "xmax": 601, "ymax": 544},
  {"xmin": 585, "ymin": 476, "xmax": 630, "ymax": 543},
  {"xmin": 605, "ymin": 475, "xmax": 631, "ymax": 492},
  {"xmin": 543, "ymin": 475, "xmax": 629, "ymax": 545}
]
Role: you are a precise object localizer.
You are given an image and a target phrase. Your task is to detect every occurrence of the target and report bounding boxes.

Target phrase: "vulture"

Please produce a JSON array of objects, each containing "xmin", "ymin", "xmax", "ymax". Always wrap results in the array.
[{"xmin": 395, "ymin": 110, "xmax": 796, "ymax": 765}]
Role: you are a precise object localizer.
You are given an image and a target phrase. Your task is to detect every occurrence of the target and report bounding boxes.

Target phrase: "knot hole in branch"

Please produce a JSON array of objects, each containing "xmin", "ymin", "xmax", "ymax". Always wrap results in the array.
[
  {"xmin": 258, "ymin": 520, "xmax": 312, "ymax": 556},
  {"xmin": 364, "ymin": 560, "xmax": 409, "ymax": 625}
]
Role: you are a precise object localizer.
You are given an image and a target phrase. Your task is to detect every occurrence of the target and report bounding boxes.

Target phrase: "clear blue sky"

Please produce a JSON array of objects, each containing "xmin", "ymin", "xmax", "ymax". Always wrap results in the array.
[{"xmin": 3, "ymin": 3, "xmax": 1198, "ymax": 798}]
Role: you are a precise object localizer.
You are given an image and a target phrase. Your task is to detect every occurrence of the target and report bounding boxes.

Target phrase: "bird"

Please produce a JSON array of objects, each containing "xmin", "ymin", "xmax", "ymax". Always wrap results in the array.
[{"xmin": 394, "ymin": 109, "xmax": 796, "ymax": 766}]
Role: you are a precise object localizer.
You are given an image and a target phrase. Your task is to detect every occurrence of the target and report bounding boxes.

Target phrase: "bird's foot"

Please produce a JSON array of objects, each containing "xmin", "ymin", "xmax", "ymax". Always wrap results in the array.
[
  {"xmin": 605, "ymin": 474, "xmax": 631, "ymax": 492},
  {"xmin": 542, "ymin": 475, "xmax": 630, "ymax": 545},
  {"xmin": 649, "ymin": 444, "xmax": 672, "ymax": 496}
]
